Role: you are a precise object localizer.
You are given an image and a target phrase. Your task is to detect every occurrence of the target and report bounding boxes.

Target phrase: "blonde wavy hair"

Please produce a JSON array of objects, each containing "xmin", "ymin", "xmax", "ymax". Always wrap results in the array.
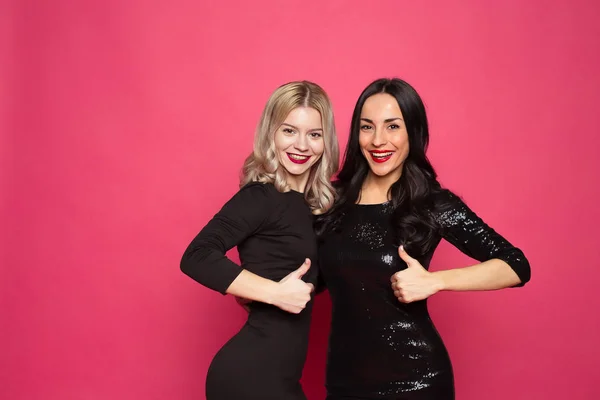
[{"xmin": 241, "ymin": 81, "xmax": 339, "ymax": 215}]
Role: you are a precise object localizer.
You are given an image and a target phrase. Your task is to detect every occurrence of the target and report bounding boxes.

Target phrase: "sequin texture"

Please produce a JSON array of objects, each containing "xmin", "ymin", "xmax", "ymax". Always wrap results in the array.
[
  {"xmin": 319, "ymin": 190, "xmax": 530, "ymax": 399},
  {"xmin": 350, "ymin": 221, "xmax": 386, "ymax": 249}
]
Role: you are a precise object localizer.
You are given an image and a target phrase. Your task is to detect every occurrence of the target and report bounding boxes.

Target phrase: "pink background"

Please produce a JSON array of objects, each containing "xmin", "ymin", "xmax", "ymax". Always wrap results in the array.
[{"xmin": 2, "ymin": 0, "xmax": 599, "ymax": 399}]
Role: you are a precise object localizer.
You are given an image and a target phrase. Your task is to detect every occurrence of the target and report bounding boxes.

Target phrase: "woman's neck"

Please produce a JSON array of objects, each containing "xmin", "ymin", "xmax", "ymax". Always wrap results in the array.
[
  {"xmin": 285, "ymin": 171, "xmax": 310, "ymax": 193},
  {"xmin": 359, "ymin": 171, "xmax": 401, "ymax": 204}
]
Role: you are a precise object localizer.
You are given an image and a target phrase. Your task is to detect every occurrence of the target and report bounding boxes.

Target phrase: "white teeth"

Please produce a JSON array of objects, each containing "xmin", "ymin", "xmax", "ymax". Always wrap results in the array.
[
  {"xmin": 371, "ymin": 152, "xmax": 393, "ymax": 158},
  {"xmin": 288, "ymin": 154, "xmax": 309, "ymax": 160}
]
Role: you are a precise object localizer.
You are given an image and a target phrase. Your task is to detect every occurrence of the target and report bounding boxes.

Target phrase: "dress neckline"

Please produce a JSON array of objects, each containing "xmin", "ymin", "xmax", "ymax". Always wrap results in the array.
[{"xmin": 355, "ymin": 201, "xmax": 391, "ymax": 207}]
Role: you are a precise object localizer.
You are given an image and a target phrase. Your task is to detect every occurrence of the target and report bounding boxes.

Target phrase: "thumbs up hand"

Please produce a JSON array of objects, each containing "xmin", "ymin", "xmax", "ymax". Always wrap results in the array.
[
  {"xmin": 391, "ymin": 246, "xmax": 444, "ymax": 303},
  {"xmin": 273, "ymin": 258, "xmax": 315, "ymax": 314}
]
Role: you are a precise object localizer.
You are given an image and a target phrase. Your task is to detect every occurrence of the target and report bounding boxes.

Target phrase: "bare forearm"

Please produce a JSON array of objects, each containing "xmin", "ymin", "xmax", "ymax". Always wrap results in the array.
[
  {"xmin": 225, "ymin": 270, "xmax": 278, "ymax": 304},
  {"xmin": 433, "ymin": 259, "xmax": 521, "ymax": 292},
  {"xmin": 226, "ymin": 261, "xmax": 314, "ymax": 314}
]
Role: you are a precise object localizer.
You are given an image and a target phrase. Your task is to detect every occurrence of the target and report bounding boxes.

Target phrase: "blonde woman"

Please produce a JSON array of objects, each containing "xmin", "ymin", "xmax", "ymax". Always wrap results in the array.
[{"xmin": 180, "ymin": 81, "xmax": 339, "ymax": 400}]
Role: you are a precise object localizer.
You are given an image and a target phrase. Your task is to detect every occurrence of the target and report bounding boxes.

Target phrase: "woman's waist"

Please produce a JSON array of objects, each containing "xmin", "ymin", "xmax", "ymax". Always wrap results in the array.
[
  {"xmin": 327, "ymin": 311, "xmax": 446, "ymax": 359},
  {"xmin": 329, "ymin": 298, "xmax": 432, "ymax": 329},
  {"xmin": 246, "ymin": 301, "xmax": 313, "ymax": 332}
]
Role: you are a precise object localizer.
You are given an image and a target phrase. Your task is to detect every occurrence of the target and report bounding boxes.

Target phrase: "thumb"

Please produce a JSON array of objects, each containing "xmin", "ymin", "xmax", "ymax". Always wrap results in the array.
[
  {"xmin": 290, "ymin": 258, "xmax": 311, "ymax": 279},
  {"xmin": 398, "ymin": 245, "xmax": 416, "ymax": 266}
]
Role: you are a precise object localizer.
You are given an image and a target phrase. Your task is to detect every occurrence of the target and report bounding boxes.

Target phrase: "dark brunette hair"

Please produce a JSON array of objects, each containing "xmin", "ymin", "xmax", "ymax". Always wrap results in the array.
[{"xmin": 317, "ymin": 78, "xmax": 450, "ymax": 259}]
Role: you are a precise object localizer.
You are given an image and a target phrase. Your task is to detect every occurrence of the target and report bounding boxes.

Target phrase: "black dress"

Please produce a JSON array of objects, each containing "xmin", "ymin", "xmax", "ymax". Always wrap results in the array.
[
  {"xmin": 180, "ymin": 182, "xmax": 319, "ymax": 400},
  {"xmin": 318, "ymin": 191, "xmax": 530, "ymax": 400}
]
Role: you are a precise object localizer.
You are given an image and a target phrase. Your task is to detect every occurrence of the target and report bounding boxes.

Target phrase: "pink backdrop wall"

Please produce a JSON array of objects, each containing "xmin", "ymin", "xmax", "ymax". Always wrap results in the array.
[{"xmin": 2, "ymin": 0, "xmax": 599, "ymax": 399}]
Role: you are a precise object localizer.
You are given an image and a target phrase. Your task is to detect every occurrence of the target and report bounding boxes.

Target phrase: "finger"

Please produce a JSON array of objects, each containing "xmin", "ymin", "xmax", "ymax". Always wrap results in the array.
[
  {"xmin": 306, "ymin": 283, "xmax": 315, "ymax": 293},
  {"xmin": 391, "ymin": 271, "xmax": 404, "ymax": 284},
  {"xmin": 398, "ymin": 245, "xmax": 417, "ymax": 267},
  {"xmin": 396, "ymin": 293, "xmax": 409, "ymax": 303},
  {"xmin": 289, "ymin": 258, "xmax": 311, "ymax": 279}
]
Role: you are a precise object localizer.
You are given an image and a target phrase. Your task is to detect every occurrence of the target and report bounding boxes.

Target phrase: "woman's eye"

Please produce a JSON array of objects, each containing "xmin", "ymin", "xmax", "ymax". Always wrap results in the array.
[
  {"xmin": 310, "ymin": 132, "xmax": 322, "ymax": 138},
  {"xmin": 360, "ymin": 125, "xmax": 372, "ymax": 131},
  {"xmin": 283, "ymin": 128, "xmax": 295, "ymax": 134},
  {"xmin": 389, "ymin": 124, "xmax": 400, "ymax": 130}
]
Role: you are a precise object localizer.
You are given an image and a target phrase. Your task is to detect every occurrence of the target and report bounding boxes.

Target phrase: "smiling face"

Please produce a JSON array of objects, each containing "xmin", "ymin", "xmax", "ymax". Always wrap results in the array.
[
  {"xmin": 358, "ymin": 93, "xmax": 409, "ymax": 182},
  {"xmin": 274, "ymin": 106, "xmax": 324, "ymax": 189}
]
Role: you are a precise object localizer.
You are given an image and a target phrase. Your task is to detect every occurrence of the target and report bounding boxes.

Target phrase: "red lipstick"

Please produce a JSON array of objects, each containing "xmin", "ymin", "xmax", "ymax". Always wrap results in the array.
[
  {"xmin": 369, "ymin": 150, "xmax": 394, "ymax": 163},
  {"xmin": 287, "ymin": 153, "xmax": 311, "ymax": 164}
]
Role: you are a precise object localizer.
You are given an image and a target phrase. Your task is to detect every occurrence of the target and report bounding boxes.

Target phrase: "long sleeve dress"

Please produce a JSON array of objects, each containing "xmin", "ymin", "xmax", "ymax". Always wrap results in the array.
[
  {"xmin": 318, "ymin": 190, "xmax": 530, "ymax": 400},
  {"xmin": 181, "ymin": 182, "xmax": 319, "ymax": 400}
]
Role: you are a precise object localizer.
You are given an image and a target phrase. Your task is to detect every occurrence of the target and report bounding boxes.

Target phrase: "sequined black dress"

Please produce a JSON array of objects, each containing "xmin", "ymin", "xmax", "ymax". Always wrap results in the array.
[{"xmin": 318, "ymin": 190, "xmax": 530, "ymax": 400}]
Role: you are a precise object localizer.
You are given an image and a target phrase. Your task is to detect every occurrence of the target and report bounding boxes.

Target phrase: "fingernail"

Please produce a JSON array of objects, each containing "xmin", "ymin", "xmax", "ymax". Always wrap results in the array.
[{"xmin": 400, "ymin": 245, "xmax": 404, "ymax": 251}]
